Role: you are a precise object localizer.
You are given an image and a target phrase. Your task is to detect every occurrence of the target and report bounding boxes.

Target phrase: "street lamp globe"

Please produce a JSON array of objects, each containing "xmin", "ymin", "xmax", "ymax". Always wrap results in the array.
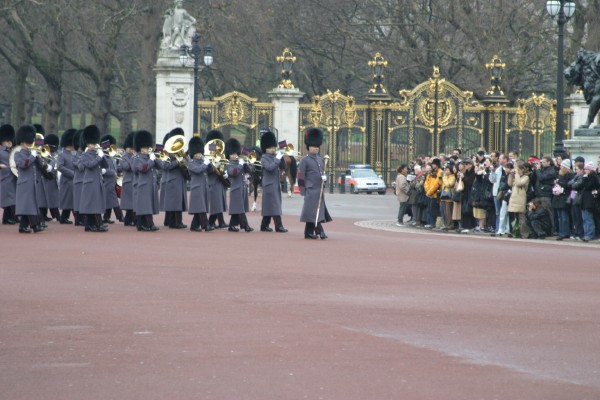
[
  {"xmin": 563, "ymin": 1, "xmax": 575, "ymax": 18},
  {"xmin": 546, "ymin": 0, "xmax": 561, "ymax": 17},
  {"xmin": 179, "ymin": 45, "xmax": 189, "ymax": 67},
  {"xmin": 203, "ymin": 45, "xmax": 213, "ymax": 66}
]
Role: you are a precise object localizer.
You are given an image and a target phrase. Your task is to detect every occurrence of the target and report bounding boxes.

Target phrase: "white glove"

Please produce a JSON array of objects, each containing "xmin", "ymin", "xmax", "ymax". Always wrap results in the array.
[
  {"xmin": 203, "ymin": 158, "xmax": 210, "ymax": 165},
  {"xmin": 101, "ymin": 168, "xmax": 107, "ymax": 175},
  {"xmin": 223, "ymin": 171, "xmax": 229, "ymax": 179},
  {"xmin": 215, "ymin": 161, "xmax": 221, "ymax": 168},
  {"xmin": 31, "ymin": 150, "xmax": 38, "ymax": 157},
  {"xmin": 239, "ymin": 158, "xmax": 245, "ymax": 166},
  {"xmin": 321, "ymin": 175, "xmax": 327, "ymax": 182},
  {"xmin": 46, "ymin": 164, "xmax": 53, "ymax": 173},
  {"xmin": 276, "ymin": 153, "xmax": 284, "ymax": 160},
  {"xmin": 97, "ymin": 149, "xmax": 104, "ymax": 158},
  {"xmin": 149, "ymin": 152, "xmax": 156, "ymax": 161}
]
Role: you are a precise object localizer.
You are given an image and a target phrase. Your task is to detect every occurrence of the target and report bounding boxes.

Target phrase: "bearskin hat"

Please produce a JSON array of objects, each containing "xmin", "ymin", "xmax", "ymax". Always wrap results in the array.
[
  {"xmin": 33, "ymin": 124, "xmax": 45, "ymax": 135},
  {"xmin": 15, "ymin": 125, "xmax": 36, "ymax": 145},
  {"xmin": 0, "ymin": 124, "xmax": 15, "ymax": 143},
  {"xmin": 260, "ymin": 131, "xmax": 278, "ymax": 153},
  {"xmin": 73, "ymin": 130, "xmax": 83, "ymax": 151},
  {"xmin": 44, "ymin": 133, "xmax": 60, "ymax": 149},
  {"xmin": 224, "ymin": 138, "xmax": 241, "ymax": 159},
  {"xmin": 60, "ymin": 129, "xmax": 76, "ymax": 148},
  {"xmin": 162, "ymin": 132, "xmax": 171, "ymax": 146},
  {"xmin": 134, "ymin": 130, "xmax": 154, "ymax": 153},
  {"xmin": 188, "ymin": 136, "xmax": 205, "ymax": 158},
  {"xmin": 123, "ymin": 132, "xmax": 135, "ymax": 150},
  {"xmin": 170, "ymin": 127, "xmax": 185, "ymax": 137},
  {"xmin": 205, "ymin": 129, "xmax": 224, "ymax": 143},
  {"xmin": 305, "ymin": 127, "xmax": 323, "ymax": 149},
  {"xmin": 100, "ymin": 134, "xmax": 116, "ymax": 146},
  {"xmin": 82, "ymin": 125, "xmax": 101, "ymax": 146}
]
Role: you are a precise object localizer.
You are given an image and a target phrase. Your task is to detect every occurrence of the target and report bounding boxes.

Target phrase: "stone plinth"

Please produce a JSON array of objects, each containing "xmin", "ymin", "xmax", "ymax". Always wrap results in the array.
[
  {"xmin": 155, "ymin": 53, "xmax": 194, "ymax": 145},
  {"xmin": 566, "ymin": 92, "xmax": 592, "ymax": 132},
  {"xmin": 268, "ymin": 88, "xmax": 304, "ymax": 155},
  {"xmin": 564, "ymin": 128, "xmax": 600, "ymax": 165}
]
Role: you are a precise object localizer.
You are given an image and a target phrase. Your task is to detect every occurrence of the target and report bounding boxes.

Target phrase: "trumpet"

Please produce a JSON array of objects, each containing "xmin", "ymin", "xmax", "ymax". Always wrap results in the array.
[
  {"xmin": 39, "ymin": 145, "xmax": 57, "ymax": 161},
  {"xmin": 246, "ymin": 151, "xmax": 261, "ymax": 166},
  {"xmin": 150, "ymin": 148, "xmax": 170, "ymax": 162},
  {"xmin": 107, "ymin": 144, "xmax": 122, "ymax": 160}
]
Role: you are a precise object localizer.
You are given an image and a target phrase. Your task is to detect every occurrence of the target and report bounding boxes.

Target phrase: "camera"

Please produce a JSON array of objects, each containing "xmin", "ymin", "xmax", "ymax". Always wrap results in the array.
[{"xmin": 507, "ymin": 162, "xmax": 514, "ymax": 169}]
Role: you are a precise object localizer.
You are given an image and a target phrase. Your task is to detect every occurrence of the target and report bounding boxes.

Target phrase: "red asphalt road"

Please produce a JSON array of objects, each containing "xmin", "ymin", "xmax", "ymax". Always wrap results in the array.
[{"xmin": 1, "ymin": 212, "xmax": 599, "ymax": 400}]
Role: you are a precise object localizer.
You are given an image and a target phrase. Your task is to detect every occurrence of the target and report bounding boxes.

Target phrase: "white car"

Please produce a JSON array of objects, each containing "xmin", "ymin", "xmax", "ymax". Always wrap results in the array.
[{"xmin": 339, "ymin": 165, "xmax": 387, "ymax": 195}]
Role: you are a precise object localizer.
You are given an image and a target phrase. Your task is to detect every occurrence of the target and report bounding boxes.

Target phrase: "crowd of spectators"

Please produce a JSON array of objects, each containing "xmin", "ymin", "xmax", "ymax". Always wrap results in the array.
[{"xmin": 394, "ymin": 149, "xmax": 600, "ymax": 242}]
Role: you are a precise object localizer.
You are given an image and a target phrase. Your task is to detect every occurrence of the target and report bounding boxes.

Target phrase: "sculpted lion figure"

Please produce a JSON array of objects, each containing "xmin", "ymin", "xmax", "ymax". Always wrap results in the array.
[{"xmin": 564, "ymin": 49, "xmax": 600, "ymax": 128}]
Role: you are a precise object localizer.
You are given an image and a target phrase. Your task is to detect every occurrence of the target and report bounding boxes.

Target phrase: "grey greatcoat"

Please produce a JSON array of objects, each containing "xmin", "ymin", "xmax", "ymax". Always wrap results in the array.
[
  {"xmin": 79, "ymin": 150, "xmax": 108, "ymax": 214},
  {"xmin": 227, "ymin": 160, "xmax": 251, "ymax": 214},
  {"xmin": 57, "ymin": 149, "xmax": 74, "ymax": 210},
  {"xmin": 0, "ymin": 146, "xmax": 17, "ymax": 207},
  {"xmin": 162, "ymin": 159, "xmax": 188, "ymax": 212},
  {"xmin": 187, "ymin": 159, "xmax": 211, "ymax": 214},
  {"xmin": 120, "ymin": 152, "xmax": 134, "ymax": 210},
  {"xmin": 72, "ymin": 151, "xmax": 84, "ymax": 213},
  {"xmin": 35, "ymin": 162, "xmax": 48, "ymax": 209},
  {"xmin": 103, "ymin": 156, "xmax": 121, "ymax": 209},
  {"xmin": 260, "ymin": 153, "xmax": 285, "ymax": 217},
  {"xmin": 207, "ymin": 167, "xmax": 227, "ymax": 214},
  {"xmin": 14, "ymin": 148, "xmax": 39, "ymax": 216},
  {"xmin": 298, "ymin": 153, "xmax": 331, "ymax": 224},
  {"xmin": 159, "ymin": 165, "xmax": 168, "ymax": 211},
  {"xmin": 44, "ymin": 158, "xmax": 60, "ymax": 208},
  {"xmin": 133, "ymin": 154, "xmax": 160, "ymax": 215}
]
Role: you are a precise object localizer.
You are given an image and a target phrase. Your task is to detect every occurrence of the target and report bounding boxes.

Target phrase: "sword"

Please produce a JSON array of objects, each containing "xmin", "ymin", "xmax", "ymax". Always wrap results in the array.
[{"xmin": 315, "ymin": 155, "xmax": 330, "ymax": 225}]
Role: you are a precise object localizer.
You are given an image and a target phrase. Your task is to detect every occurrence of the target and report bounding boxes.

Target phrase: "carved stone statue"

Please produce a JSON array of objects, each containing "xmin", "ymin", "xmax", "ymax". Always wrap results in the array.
[
  {"xmin": 160, "ymin": 0, "xmax": 197, "ymax": 50},
  {"xmin": 564, "ymin": 49, "xmax": 600, "ymax": 129}
]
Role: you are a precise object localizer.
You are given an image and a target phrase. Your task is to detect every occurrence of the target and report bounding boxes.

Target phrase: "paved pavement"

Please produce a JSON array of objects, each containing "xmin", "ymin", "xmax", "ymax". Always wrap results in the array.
[{"xmin": 1, "ymin": 190, "xmax": 599, "ymax": 399}]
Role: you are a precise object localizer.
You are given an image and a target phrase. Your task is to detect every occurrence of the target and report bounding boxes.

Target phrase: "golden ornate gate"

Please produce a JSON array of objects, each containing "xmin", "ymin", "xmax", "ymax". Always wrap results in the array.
[
  {"xmin": 198, "ymin": 91, "xmax": 273, "ymax": 147},
  {"xmin": 299, "ymin": 90, "xmax": 369, "ymax": 179}
]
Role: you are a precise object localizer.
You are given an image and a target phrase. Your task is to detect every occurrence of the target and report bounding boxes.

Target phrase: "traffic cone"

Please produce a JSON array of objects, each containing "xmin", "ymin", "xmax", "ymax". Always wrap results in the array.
[{"xmin": 293, "ymin": 184, "xmax": 300, "ymax": 194}]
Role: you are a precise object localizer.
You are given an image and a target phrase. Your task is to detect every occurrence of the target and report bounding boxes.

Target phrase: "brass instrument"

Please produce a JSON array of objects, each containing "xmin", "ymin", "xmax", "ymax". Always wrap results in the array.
[
  {"xmin": 204, "ymin": 138, "xmax": 230, "ymax": 188},
  {"xmin": 39, "ymin": 145, "xmax": 58, "ymax": 161},
  {"xmin": 247, "ymin": 151, "xmax": 261, "ymax": 166},
  {"xmin": 8, "ymin": 146, "xmax": 21, "ymax": 177},
  {"xmin": 107, "ymin": 144, "xmax": 122, "ymax": 160},
  {"xmin": 164, "ymin": 134, "xmax": 191, "ymax": 180},
  {"xmin": 150, "ymin": 148, "xmax": 170, "ymax": 162},
  {"xmin": 283, "ymin": 143, "xmax": 295, "ymax": 156}
]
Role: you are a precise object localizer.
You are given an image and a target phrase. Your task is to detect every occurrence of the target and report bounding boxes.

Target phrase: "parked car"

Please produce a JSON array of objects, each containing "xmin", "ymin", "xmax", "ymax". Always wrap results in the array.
[{"xmin": 337, "ymin": 165, "xmax": 387, "ymax": 195}]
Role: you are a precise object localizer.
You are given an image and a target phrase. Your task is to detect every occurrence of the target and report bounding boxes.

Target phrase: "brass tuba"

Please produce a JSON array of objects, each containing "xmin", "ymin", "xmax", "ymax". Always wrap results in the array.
[
  {"xmin": 165, "ymin": 134, "xmax": 191, "ymax": 180},
  {"xmin": 204, "ymin": 138, "xmax": 230, "ymax": 187}
]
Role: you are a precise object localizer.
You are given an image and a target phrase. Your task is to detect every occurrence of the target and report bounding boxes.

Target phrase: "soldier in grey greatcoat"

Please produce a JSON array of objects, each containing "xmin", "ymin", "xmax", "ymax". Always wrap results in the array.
[
  {"xmin": 205, "ymin": 130, "xmax": 228, "ymax": 229},
  {"xmin": 225, "ymin": 138, "xmax": 253, "ymax": 232},
  {"xmin": 187, "ymin": 136, "xmax": 213, "ymax": 232},
  {"xmin": 298, "ymin": 128, "xmax": 332, "ymax": 239},
  {"xmin": 57, "ymin": 129, "xmax": 76, "ymax": 224},
  {"xmin": 0, "ymin": 124, "xmax": 17, "ymax": 225},
  {"xmin": 162, "ymin": 128, "xmax": 189, "ymax": 229},
  {"xmin": 159, "ymin": 132, "xmax": 171, "ymax": 226},
  {"xmin": 259, "ymin": 131, "xmax": 288, "ymax": 233},
  {"xmin": 14, "ymin": 125, "xmax": 43, "ymax": 233},
  {"xmin": 133, "ymin": 130, "xmax": 161, "ymax": 231},
  {"xmin": 33, "ymin": 131, "xmax": 49, "ymax": 228},
  {"xmin": 100, "ymin": 134, "xmax": 123, "ymax": 224},
  {"xmin": 79, "ymin": 125, "xmax": 109, "ymax": 232},
  {"xmin": 120, "ymin": 132, "xmax": 136, "ymax": 226},
  {"xmin": 72, "ymin": 130, "xmax": 85, "ymax": 226},
  {"xmin": 43, "ymin": 133, "xmax": 61, "ymax": 222}
]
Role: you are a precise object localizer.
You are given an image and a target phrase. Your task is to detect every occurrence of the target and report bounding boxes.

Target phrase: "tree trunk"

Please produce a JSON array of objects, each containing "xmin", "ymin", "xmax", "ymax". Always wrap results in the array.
[
  {"xmin": 11, "ymin": 63, "xmax": 28, "ymax": 126},
  {"xmin": 137, "ymin": 5, "xmax": 162, "ymax": 133},
  {"xmin": 43, "ymin": 79, "xmax": 62, "ymax": 134},
  {"xmin": 92, "ymin": 67, "xmax": 113, "ymax": 134},
  {"xmin": 61, "ymin": 91, "xmax": 74, "ymax": 130},
  {"xmin": 79, "ymin": 111, "xmax": 87, "ymax": 129}
]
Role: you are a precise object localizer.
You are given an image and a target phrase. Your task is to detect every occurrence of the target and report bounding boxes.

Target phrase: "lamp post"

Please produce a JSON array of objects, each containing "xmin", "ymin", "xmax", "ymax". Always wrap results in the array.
[
  {"xmin": 180, "ymin": 32, "xmax": 213, "ymax": 136},
  {"xmin": 276, "ymin": 48, "xmax": 296, "ymax": 89},
  {"xmin": 546, "ymin": 0, "xmax": 575, "ymax": 157},
  {"xmin": 368, "ymin": 52, "xmax": 388, "ymax": 96}
]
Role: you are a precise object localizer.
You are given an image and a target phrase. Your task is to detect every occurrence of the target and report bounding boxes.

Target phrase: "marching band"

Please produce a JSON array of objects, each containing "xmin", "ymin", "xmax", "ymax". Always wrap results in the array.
[{"xmin": 0, "ymin": 123, "xmax": 330, "ymax": 238}]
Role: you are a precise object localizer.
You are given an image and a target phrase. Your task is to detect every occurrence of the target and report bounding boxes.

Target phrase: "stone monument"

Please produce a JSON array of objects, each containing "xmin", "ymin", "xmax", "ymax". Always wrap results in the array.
[
  {"xmin": 155, "ymin": 0, "xmax": 197, "ymax": 144},
  {"xmin": 563, "ymin": 49, "xmax": 600, "ymax": 162}
]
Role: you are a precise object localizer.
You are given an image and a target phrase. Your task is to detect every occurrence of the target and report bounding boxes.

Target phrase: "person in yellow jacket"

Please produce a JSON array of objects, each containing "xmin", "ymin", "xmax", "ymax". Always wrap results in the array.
[{"xmin": 424, "ymin": 158, "xmax": 442, "ymax": 228}]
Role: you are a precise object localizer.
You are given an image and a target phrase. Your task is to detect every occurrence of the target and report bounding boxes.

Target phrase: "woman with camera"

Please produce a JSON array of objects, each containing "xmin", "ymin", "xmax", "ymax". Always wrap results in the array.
[{"xmin": 507, "ymin": 161, "xmax": 531, "ymax": 238}]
